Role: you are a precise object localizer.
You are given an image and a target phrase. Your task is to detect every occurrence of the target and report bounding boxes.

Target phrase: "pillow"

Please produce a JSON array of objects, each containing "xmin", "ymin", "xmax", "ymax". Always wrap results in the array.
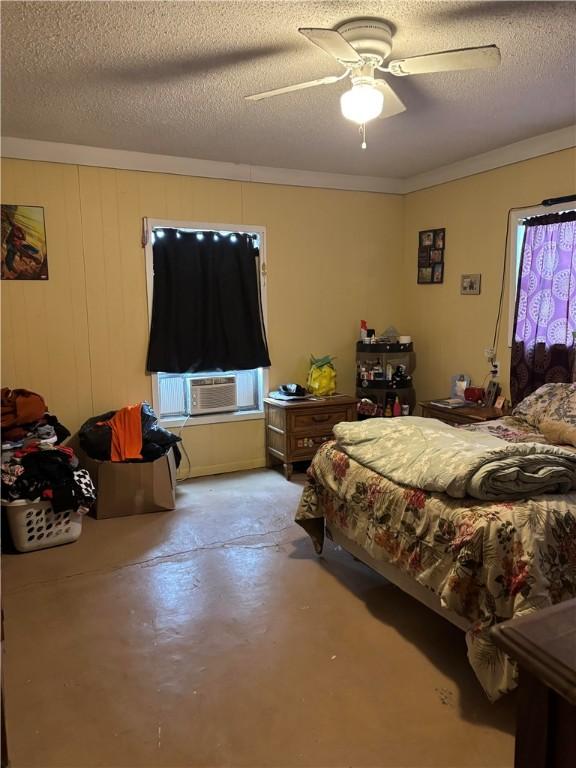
[
  {"xmin": 512, "ymin": 383, "xmax": 576, "ymax": 427},
  {"xmin": 539, "ymin": 418, "xmax": 576, "ymax": 447}
]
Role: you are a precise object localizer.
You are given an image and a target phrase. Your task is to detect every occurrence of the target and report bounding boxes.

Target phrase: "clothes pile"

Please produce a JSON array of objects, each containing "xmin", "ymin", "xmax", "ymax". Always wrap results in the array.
[
  {"xmin": 1, "ymin": 388, "xmax": 96, "ymax": 515},
  {"xmin": 2, "ymin": 387, "xmax": 70, "ymax": 449},
  {"xmin": 79, "ymin": 402, "xmax": 181, "ymax": 465}
]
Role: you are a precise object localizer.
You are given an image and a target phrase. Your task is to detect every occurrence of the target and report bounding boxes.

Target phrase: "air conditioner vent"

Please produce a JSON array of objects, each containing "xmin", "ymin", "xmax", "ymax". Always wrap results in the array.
[
  {"xmin": 158, "ymin": 375, "xmax": 187, "ymax": 417},
  {"xmin": 188, "ymin": 376, "xmax": 237, "ymax": 415}
]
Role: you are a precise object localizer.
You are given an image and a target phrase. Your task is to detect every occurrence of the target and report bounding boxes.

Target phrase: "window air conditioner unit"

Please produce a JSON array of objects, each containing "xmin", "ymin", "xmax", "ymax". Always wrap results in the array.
[{"xmin": 188, "ymin": 376, "xmax": 237, "ymax": 415}]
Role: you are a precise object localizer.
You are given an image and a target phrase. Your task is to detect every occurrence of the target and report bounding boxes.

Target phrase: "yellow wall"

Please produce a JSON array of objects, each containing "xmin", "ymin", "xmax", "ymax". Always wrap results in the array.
[
  {"xmin": 3, "ymin": 149, "xmax": 574, "ymax": 477},
  {"xmin": 402, "ymin": 148, "xmax": 576, "ymax": 401},
  {"xmin": 1, "ymin": 158, "xmax": 404, "ymax": 476}
]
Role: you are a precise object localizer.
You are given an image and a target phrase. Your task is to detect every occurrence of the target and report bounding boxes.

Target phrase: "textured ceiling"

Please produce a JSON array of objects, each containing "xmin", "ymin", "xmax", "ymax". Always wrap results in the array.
[{"xmin": 2, "ymin": 1, "xmax": 575, "ymax": 179}]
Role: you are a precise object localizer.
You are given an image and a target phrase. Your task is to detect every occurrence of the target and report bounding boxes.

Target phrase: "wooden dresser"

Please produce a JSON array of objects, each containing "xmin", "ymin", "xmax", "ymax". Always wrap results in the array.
[{"xmin": 264, "ymin": 394, "xmax": 357, "ymax": 479}]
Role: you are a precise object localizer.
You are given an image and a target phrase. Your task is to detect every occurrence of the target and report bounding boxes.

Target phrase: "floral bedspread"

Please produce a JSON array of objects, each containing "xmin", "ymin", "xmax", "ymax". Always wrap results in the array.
[
  {"xmin": 460, "ymin": 415, "xmax": 576, "ymax": 448},
  {"xmin": 333, "ymin": 416, "xmax": 576, "ymax": 500},
  {"xmin": 295, "ymin": 434, "xmax": 576, "ymax": 700}
]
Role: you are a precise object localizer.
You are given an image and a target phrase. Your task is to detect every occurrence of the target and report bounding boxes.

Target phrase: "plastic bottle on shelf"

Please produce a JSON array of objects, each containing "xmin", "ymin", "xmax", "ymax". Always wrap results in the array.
[{"xmin": 393, "ymin": 396, "xmax": 401, "ymax": 417}]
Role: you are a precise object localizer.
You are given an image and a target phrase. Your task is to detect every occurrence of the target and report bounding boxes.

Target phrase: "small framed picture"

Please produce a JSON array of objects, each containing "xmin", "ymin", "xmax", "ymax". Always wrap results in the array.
[
  {"xmin": 451, "ymin": 374, "xmax": 470, "ymax": 399},
  {"xmin": 461, "ymin": 273, "xmax": 481, "ymax": 295},
  {"xmin": 485, "ymin": 380, "xmax": 501, "ymax": 407},
  {"xmin": 419, "ymin": 230, "xmax": 434, "ymax": 248},
  {"xmin": 494, "ymin": 395, "xmax": 506, "ymax": 410},
  {"xmin": 432, "ymin": 262, "xmax": 444, "ymax": 283},
  {"xmin": 418, "ymin": 266, "xmax": 433, "ymax": 284},
  {"xmin": 418, "ymin": 247, "xmax": 430, "ymax": 267},
  {"xmin": 434, "ymin": 229, "xmax": 445, "ymax": 249},
  {"xmin": 430, "ymin": 248, "xmax": 443, "ymax": 264}
]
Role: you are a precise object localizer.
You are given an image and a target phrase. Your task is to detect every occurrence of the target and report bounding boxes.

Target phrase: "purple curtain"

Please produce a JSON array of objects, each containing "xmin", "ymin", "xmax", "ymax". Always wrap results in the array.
[{"xmin": 510, "ymin": 211, "xmax": 576, "ymax": 405}]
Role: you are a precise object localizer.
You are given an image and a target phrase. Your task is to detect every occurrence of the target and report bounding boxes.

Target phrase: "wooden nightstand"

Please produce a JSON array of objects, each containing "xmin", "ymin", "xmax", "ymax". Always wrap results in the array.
[
  {"xmin": 264, "ymin": 394, "xmax": 357, "ymax": 480},
  {"xmin": 419, "ymin": 400, "xmax": 507, "ymax": 426},
  {"xmin": 491, "ymin": 599, "xmax": 576, "ymax": 768}
]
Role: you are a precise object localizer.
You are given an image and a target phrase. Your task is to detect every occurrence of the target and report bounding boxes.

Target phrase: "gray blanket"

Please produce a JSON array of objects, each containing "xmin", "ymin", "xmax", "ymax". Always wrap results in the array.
[{"xmin": 334, "ymin": 417, "xmax": 576, "ymax": 500}]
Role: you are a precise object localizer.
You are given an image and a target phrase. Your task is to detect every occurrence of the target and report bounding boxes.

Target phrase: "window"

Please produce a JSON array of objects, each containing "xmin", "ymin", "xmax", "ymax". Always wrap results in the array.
[
  {"xmin": 507, "ymin": 201, "xmax": 575, "ymax": 345},
  {"xmin": 144, "ymin": 219, "xmax": 269, "ymax": 425},
  {"xmin": 508, "ymin": 205, "xmax": 576, "ymax": 404}
]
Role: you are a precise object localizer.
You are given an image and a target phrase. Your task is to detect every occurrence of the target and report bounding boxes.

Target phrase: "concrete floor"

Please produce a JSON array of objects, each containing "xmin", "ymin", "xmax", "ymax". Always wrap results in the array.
[{"xmin": 2, "ymin": 467, "xmax": 515, "ymax": 768}]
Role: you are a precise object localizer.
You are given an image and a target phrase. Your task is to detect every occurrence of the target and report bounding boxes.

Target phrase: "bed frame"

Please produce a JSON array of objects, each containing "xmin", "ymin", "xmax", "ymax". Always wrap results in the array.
[{"xmin": 327, "ymin": 524, "xmax": 471, "ymax": 632}]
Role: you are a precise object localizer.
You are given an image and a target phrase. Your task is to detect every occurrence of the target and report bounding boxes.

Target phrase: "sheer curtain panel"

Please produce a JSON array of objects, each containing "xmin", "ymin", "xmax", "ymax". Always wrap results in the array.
[{"xmin": 511, "ymin": 211, "xmax": 576, "ymax": 405}]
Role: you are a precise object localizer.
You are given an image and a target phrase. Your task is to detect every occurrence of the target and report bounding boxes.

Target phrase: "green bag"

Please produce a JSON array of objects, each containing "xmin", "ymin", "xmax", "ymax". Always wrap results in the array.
[{"xmin": 307, "ymin": 355, "xmax": 336, "ymax": 396}]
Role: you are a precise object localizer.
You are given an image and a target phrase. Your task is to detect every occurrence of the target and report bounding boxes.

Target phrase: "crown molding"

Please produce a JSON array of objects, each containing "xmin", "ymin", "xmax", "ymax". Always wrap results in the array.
[
  {"xmin": 2, "ymin": 126, "xmax": 575, "ymax": 196},
  {"xmin": 0, "ymin": 137, "xmax": 403, "ymax": 195},
  {"xmin": 401, "ymin": 125, "xmax": 576, "ymax": 193}
]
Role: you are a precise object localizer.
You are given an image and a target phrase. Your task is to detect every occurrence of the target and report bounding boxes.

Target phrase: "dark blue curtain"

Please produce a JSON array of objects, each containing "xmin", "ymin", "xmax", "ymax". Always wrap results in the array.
[{"xmin": 146, "ymin": 230, "xmax": 270, "ymax": 373}]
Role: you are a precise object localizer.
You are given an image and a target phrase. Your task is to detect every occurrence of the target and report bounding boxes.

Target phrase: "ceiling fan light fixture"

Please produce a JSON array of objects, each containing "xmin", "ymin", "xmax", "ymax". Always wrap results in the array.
[{"xmin": 340, "ymin": 82, "xmax": 384, "ymax": 124}]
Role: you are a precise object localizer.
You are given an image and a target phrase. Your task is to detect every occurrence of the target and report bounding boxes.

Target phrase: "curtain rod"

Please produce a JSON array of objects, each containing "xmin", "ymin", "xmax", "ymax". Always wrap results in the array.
[
  {"xmin": 541, "ymin": 193, "xmax": 576, "ymax": 206},
  {"xmin": 509, "ymin": 193, "xmax": 576, "ymax": 213}
]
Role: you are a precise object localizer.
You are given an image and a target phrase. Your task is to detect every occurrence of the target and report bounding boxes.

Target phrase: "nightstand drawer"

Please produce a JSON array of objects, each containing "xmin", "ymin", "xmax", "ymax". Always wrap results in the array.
[
  {"xmin": 419, "ymin": 401, "xmax": 507, "ymax": 425},
  {"xmin": 289, "ymin": 434, "xmax": 333, "ymax": 457},
  {"xmin": 422, "ymin": 408, "xmax": 475, "ymax": 425},
  {"xmin": 288, "ymin": 408, "xmax": 351, "ymax": 434}
]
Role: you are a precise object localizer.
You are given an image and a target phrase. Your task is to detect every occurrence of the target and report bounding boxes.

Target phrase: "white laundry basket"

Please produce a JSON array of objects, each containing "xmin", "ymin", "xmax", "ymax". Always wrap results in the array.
[{"xmin": 3, "ymin": 498, "xmax": 82, "ymax": 552}]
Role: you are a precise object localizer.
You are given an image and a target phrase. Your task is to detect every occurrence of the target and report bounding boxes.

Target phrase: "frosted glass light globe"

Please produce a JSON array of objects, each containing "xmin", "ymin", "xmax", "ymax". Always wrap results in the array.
[{"xmin": 340, "ymin": 84, "xmax": 384, "ymax": 124}]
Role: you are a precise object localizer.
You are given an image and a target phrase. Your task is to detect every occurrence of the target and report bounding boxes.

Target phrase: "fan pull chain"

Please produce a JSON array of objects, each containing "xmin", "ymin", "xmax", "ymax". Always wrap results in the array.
[{"xmin": 360, "ymin": 123, "xmax": 367, "ymax": 150}]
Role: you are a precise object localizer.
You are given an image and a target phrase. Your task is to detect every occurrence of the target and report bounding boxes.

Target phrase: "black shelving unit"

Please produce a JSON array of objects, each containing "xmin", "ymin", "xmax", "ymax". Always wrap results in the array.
[{"xmin": 356, "ymin": 341, "xmax": 416, "ymax": 415}]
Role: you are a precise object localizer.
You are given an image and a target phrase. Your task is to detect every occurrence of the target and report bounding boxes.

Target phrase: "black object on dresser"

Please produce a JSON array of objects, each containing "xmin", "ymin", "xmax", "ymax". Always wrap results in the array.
[
  {"xmin": 264, "ymin": 394, "xmax": 357, "ymax": 480},
  {"xmin": 356, "ymin": 341, "xmax": 415, "ymax": 414}
]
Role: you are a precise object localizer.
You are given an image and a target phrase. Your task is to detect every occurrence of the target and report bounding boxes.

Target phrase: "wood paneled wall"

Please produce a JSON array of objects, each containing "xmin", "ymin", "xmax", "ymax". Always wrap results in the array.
[
  {"xmin": 2, "ymin": 161, "xmax": 92, "ymax": 430},
  {"xmin": 2, "ymin": 158, "xmax": 404, "ymax": 476}
]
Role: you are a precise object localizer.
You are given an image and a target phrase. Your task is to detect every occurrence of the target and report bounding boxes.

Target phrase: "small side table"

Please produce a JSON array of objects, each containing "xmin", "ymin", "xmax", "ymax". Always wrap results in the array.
[
  {"xmin": 264, "ymin": 394, "xmax": 357, "ymax": 479},
  {"xmin": 419, "ymin": 400, "xmax": 507, "ymax": 426},
  {"xmin": 491, "ymin": 599, "xmax": 576, "ymax": 768}
]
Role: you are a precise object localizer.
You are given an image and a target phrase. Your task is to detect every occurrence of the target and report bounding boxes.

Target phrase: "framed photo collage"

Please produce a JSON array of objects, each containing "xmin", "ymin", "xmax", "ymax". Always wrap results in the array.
[{"xmin": 417, "ymin": 228, "xmax": 445, "ymax": 284}]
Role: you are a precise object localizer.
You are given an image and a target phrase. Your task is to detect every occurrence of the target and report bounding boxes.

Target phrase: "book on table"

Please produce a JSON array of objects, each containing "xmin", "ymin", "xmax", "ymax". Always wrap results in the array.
[{"xmin": 429, "ymin": 398, "xmax": 469, "ymax": 409}]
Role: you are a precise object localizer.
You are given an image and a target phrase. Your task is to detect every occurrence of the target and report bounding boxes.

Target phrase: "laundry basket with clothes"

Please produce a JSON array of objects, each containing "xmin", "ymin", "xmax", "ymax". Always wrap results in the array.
[{"xmin": 1, "ymin": 388, "xmax": 96, "ymax": 552}]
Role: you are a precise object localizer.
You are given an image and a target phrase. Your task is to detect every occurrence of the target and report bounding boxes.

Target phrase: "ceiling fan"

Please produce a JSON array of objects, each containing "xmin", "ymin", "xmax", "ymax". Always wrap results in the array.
[{"xmin": 246, "ymin": 19, "xmax": 501, "ymax": 146}]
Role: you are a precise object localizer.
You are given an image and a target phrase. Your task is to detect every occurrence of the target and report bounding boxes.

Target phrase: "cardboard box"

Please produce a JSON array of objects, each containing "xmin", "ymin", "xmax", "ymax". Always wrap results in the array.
[{"xmin": 74, "ymin": 443, "xmax": 177, "ymax": 519}]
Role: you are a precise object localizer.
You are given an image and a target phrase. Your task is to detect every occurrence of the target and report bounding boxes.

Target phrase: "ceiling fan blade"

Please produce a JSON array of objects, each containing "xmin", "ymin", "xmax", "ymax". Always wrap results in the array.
[
  {"xmin": 372, "ymin": 80, "xmax": 407, "ymax": 119},
  {"xmin": 245, "ymin": 74, "xmax": 342, "ymax": 101},
  {"xmin": 388, "ymin": 45, "xmax": 501, "ymax": 76},
  {"xmin": 298, "ymin": 27, "xmax": 364, "ymax": 67}
]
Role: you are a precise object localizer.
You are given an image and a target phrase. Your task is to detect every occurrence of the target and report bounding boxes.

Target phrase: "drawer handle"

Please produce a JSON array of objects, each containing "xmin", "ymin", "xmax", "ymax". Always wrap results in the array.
[{"xmin": 312, "ymin": 414, "xmax": 331, "ymax": 422}]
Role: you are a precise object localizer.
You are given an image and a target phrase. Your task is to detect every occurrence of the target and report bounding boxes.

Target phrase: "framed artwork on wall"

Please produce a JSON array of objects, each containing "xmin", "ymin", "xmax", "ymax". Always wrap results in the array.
[
  {"xmin": 1, "ymin": 204, "xmax": 48, "ymax": 280},
  {"xmin": 461, "ymin": 273, "xmax": 481, "ymax": 294},
  {"xmin": 418, "ymin": 266, "xmax": 433, "ymax": 283},
  {"xmin": 417, "ymin": 228, "xmax": 445, "ymax": 284}
]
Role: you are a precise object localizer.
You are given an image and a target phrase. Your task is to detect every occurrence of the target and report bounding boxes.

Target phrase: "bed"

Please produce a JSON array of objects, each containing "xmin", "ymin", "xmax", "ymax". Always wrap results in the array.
[{"xmin": 295, "ymin": 383, "xmax": 576, "ymax": 700}]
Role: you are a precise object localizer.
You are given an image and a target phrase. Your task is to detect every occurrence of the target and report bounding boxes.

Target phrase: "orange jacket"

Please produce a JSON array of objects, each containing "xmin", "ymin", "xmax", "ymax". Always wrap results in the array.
[{"xmin": 105, "ymin": 404, "xmax": 143, "ymax": 462}]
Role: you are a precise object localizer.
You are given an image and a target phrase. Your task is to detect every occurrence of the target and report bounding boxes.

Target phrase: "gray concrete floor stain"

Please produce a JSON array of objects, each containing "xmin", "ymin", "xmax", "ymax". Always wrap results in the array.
[{"xmin": 3, "ymin": 468, "xmax": 515, "ymax": 767}]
